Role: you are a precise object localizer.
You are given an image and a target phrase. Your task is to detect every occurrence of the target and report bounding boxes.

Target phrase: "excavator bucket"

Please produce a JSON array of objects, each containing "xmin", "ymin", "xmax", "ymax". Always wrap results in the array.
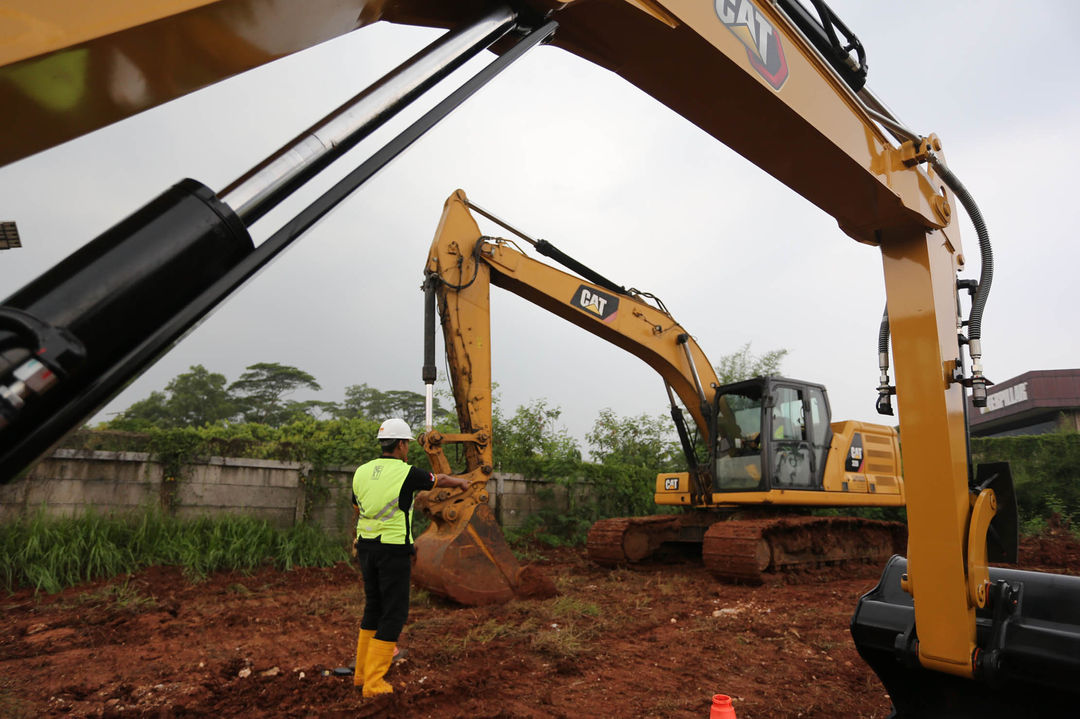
[
  {"xmin": 852, "ymin": 556, "xmax": 1080, "ymax": 717},
  {"xmin": 412, "ymin": 498, "xmax": 556, "ymax": 606}
]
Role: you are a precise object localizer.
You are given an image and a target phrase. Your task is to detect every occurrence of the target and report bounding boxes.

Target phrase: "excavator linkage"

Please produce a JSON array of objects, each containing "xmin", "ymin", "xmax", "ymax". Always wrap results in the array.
[{"xmin": 412, "ymin": 494, "xmax": 556, "ymax": 606}]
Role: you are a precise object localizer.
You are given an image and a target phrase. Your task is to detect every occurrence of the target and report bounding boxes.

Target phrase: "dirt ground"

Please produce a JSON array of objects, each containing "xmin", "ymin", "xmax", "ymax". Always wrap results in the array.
[{"xmin": 2, "ymin": 533, "xmax": 1079, "ymax": 719}]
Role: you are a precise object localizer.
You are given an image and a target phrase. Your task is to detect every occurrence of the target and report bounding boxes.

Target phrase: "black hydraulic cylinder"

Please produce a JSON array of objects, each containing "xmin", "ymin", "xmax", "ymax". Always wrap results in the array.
[
  {"xmin": 423, "ymin": 275, "xmax": 438, "ymax": 385},
  {"xmin": 776, "ymin": 0, "xmax": 867, "ymax": 91},
  {"xmin": 0, "ymin": 180, "xmax": 253, "ymax": 480},
  {"xmin": 534, "ymin": 239, "xmax": 625, "ymax": 295},
  {"xmin": 0, "ymin": 16, "xmax": 556, "ymax": 482}
]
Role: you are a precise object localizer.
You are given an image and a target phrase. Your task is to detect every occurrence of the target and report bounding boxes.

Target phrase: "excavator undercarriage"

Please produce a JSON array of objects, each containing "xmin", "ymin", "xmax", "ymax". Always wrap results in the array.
[{"xmin": 587, "ymin": 513, "xmax": 906, "ymax": 584}]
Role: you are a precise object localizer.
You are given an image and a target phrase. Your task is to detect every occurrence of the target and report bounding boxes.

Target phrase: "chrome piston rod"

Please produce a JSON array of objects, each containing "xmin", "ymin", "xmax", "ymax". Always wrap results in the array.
[{"xmin": 220, "ymin": 4, "xmax": 519, "ymax": 225}]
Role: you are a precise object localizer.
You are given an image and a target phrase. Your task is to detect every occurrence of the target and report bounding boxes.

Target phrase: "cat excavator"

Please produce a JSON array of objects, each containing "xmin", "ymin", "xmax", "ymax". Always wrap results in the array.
[
  {"xmin": 415, "ymin": 189, "xmax": 907, "ymax": 593},
  {"xmin": 2, "ymin": 0, "xmax": 1079, "ymax": 715}
]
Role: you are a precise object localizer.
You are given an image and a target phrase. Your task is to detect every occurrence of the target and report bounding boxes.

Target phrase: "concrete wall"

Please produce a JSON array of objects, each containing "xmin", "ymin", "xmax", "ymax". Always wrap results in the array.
[
  {"xmin": 0, "ymin": 449, "xmax": 357, "ymax": 534},
  {"xmin": 492, "ymin": 473, "xmax": 585, "ymax": 529},
  {"xmin": 0, "ymin": 451, "xmax": 583, "ymax": 533}
]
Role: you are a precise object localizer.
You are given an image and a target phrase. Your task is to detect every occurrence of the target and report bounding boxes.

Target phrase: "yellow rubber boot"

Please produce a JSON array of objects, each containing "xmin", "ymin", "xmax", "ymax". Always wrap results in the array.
[
  {"xmin": 361, "ymin": 639, "xmax": 396, "ymax": 697},
  {"xmin": 353, "ymin": 629, "xmax": 376, "ymax": 687}
]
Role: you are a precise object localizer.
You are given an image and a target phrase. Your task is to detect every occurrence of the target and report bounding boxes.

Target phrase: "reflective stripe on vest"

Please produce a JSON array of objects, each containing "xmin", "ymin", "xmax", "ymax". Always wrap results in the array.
[{"xmin": 353, "ymin": 458, "xmax": 412, "ymax": 544}]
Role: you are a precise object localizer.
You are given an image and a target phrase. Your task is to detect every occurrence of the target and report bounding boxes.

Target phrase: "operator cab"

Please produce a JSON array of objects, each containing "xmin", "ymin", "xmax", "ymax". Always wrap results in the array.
[{"xmin": 712, "ymin": 376, "xmax": 832, "ymax": 493}]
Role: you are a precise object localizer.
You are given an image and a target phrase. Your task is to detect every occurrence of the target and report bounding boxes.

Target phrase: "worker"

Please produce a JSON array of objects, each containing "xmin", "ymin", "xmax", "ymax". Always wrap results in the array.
[{"xmin": 351, "ymin": 417, "xmax": 469, "ymax": 697}]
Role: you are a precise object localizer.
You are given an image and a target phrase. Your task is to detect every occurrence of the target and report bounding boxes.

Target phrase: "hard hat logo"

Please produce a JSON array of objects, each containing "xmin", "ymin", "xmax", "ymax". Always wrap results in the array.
[
  {"xmin": 377, "ymin": 418, "xmax": 413, "ymax": 440},
  {"xmin": 716, "ymin": 0, "xmax": 789, "ymax": 91}
]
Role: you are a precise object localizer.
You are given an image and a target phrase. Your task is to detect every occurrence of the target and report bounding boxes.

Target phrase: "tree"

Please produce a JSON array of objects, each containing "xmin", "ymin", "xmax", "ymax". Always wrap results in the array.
[
  {"xmin": 714, "ymin": 342, "xmax": 788, "ymax": 384},
  {"xmin": 586, "ymin": 408, "xmax": 682, "ymax": 470},
  {"xmin": 492, "ymin": 398, "xmax": 581, "ymax": 476},
  {"xmin": 112, "ymin": 365, "xmax": 236, "ymax": 429},
  {"xmin": 163, "ymin": 365, "xmax": 237, "ymax": 426},
  {"xmin": 229, "ymin": 362, "xmax": 322, "ymax": 426},
  {"xmin": 114, "ymin": 390, "xmax": 172, "ymax": 429},
  {"xmin": 336, "ymin": 382, "xmax": 453, "ymax": 427}
]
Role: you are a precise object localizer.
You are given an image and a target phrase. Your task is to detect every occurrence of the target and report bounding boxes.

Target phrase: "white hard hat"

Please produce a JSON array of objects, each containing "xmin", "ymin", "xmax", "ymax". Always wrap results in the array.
[{"xmin": 377, "ymin": 418, "xmax": 413, "ymax": 440}]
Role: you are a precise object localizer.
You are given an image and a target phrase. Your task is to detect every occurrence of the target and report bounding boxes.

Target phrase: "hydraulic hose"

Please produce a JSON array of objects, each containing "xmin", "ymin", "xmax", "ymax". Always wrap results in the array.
[
  {"xmin": 878, "ymin": 305, "xmax": 890, "ymax": 355},
  {"xmin": 876, "ymin": 305, "xmax": 893, "ymax": 415},
  {"xmin": 929, "ymin": 152, "xmax": 993, "ymax": 405}
]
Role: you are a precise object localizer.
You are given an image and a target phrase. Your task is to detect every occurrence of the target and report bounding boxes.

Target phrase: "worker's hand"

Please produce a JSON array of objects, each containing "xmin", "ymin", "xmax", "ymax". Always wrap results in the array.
[{"xmin": 435, "ymin": 473, "xmax": 470, "ymax": 490}]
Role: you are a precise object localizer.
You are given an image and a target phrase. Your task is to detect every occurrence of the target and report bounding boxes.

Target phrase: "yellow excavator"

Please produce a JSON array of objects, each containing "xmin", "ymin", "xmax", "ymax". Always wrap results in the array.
[
  {"xmin": 415, "ymin": 189, "xmax": 906, "ymax": 591},
  {"xmin": 3, "ymin": 1, "xmax": 1079, "ymax": 715}
]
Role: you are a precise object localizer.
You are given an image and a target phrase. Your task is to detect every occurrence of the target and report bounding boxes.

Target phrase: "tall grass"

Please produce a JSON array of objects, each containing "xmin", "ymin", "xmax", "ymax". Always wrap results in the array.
[{"xmin": 0, "ymin": 508, "xmax": 350, "ymax": 594}]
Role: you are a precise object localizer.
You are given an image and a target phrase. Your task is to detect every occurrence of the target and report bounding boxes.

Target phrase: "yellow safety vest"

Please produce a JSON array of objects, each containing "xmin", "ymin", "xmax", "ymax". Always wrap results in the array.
[{"xmin": 353, "ymin": 457, "xmax": 414, "ymax": 545}]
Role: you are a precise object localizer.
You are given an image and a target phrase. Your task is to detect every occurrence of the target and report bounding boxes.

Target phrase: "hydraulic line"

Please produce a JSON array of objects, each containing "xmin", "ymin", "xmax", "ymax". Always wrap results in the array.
[
  {"xmin": 928, "ymin": 152, "xmax": 994, "ymax": 406},
  {"xmin": 876, "ymin": 305, "xmax": 893, "ymax": 415}
]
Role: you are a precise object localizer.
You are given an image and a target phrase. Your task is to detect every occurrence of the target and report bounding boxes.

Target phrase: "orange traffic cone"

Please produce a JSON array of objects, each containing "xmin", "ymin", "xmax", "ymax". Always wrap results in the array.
[{"xmin": 710, "ymin": 694, "xmax": 736, "ymax": 719}]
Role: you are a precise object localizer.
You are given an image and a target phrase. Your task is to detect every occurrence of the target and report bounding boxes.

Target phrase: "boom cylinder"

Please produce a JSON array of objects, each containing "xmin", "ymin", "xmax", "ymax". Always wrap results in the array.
[
  {"xmin": 0, "ymin": 11, "xmax": 552, "ymax": 482},
  {"xmin": 423, "ymin": 274, "xmax": 438, "ymax": 431},
  {"xmin": 0, "ymin": 180, "xmax": 253, "ymax": 479}
]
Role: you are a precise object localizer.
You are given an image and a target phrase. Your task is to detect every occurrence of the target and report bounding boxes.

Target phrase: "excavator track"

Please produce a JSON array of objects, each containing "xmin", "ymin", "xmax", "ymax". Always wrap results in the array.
[
  {"xmin": 702, "ymin": 516, "xmax": 906, "ymax": 584},
  {"xmin": 588, "ymin": 514, "xmax": 905, "ymax": 584},
  {"xmin": 586, "ymin": 513, "xmax": 725, "ymax": 567}
]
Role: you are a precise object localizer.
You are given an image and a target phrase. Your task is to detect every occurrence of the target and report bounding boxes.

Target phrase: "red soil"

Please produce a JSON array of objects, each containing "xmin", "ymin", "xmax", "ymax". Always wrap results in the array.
[{"xmin": 2, "ymin": 534, "xmax": 1078, "ymax": 718}]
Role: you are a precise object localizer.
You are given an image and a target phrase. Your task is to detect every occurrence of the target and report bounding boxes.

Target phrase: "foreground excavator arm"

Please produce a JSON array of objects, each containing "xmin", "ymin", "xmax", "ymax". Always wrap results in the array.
[{"xmin": 3, "ymin": 0, "xmax": 1077, "ymax": 713}]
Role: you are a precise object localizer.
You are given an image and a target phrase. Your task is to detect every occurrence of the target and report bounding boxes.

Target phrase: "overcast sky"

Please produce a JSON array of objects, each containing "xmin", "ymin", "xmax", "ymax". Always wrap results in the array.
[{"xmin": 1, "ymin": 1, "xmax": 1077, "ymax": 454}]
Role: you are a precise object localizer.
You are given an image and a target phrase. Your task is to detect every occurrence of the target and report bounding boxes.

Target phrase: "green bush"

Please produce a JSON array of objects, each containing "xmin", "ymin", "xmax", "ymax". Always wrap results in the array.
[{"xmin": 972, "ymin": 431, "xmax": 1080, "ymax": 532}]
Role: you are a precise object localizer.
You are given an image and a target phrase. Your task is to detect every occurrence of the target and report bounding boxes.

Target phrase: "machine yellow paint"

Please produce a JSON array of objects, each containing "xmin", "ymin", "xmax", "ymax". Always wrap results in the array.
[{"xmin": 654, "ymin": 419, "xmax": 903, "ymax": 507}]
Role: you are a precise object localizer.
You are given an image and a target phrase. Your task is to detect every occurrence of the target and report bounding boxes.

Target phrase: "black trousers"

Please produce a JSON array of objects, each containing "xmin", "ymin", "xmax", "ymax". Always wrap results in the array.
[{"xmin": 356, "ymin": 546, "xmax": 412, "ymax": 642}]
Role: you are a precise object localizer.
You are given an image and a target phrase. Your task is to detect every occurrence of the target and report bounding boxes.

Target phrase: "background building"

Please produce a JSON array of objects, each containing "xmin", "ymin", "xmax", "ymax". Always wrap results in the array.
[{"xmin": 967, "ymin": 369, "xmax": 1080, "ymax": 437}]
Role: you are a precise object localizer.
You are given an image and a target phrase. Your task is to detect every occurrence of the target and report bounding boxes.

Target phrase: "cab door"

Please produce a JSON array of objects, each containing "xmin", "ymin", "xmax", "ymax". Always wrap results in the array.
[{"xmin": 767, "ymin": 384, "xmax": 821, "ymax": 489}]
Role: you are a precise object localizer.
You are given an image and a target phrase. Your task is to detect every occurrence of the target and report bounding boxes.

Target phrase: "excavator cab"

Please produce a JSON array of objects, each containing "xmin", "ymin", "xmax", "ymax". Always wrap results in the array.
[{"xmin": 712, "ymin": 376, "xmax": 833, "ymax": 494}]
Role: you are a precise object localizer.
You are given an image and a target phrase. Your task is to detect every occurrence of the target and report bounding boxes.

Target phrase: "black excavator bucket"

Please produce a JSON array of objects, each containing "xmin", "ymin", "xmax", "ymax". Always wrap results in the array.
[{"xmin": 851, "ymin": 555, "xmax": 1080, "ymax": 718}]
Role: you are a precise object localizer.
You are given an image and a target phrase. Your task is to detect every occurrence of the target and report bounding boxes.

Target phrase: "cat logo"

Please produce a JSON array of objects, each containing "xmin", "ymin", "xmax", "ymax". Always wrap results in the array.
[
  {"xmin": 572, "ymin": 285, "xmax": 619, "ymax": 322},
  {"xmin": 715, "ymin": 0, "xmax": 789, "ymax": 90},
  {"xmin": 845, "ymin": 433, "xmax": 865, "ymax": 473},
  {"xmin": 664, "ymin": 477, "xmax": 680, "ymax": 491}
]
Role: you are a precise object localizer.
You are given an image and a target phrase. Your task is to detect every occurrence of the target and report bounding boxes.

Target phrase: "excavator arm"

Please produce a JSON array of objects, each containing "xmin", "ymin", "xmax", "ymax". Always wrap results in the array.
[{"xmin": 424, "ymin": 188, "xmax": 717, "ymax": 464}]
